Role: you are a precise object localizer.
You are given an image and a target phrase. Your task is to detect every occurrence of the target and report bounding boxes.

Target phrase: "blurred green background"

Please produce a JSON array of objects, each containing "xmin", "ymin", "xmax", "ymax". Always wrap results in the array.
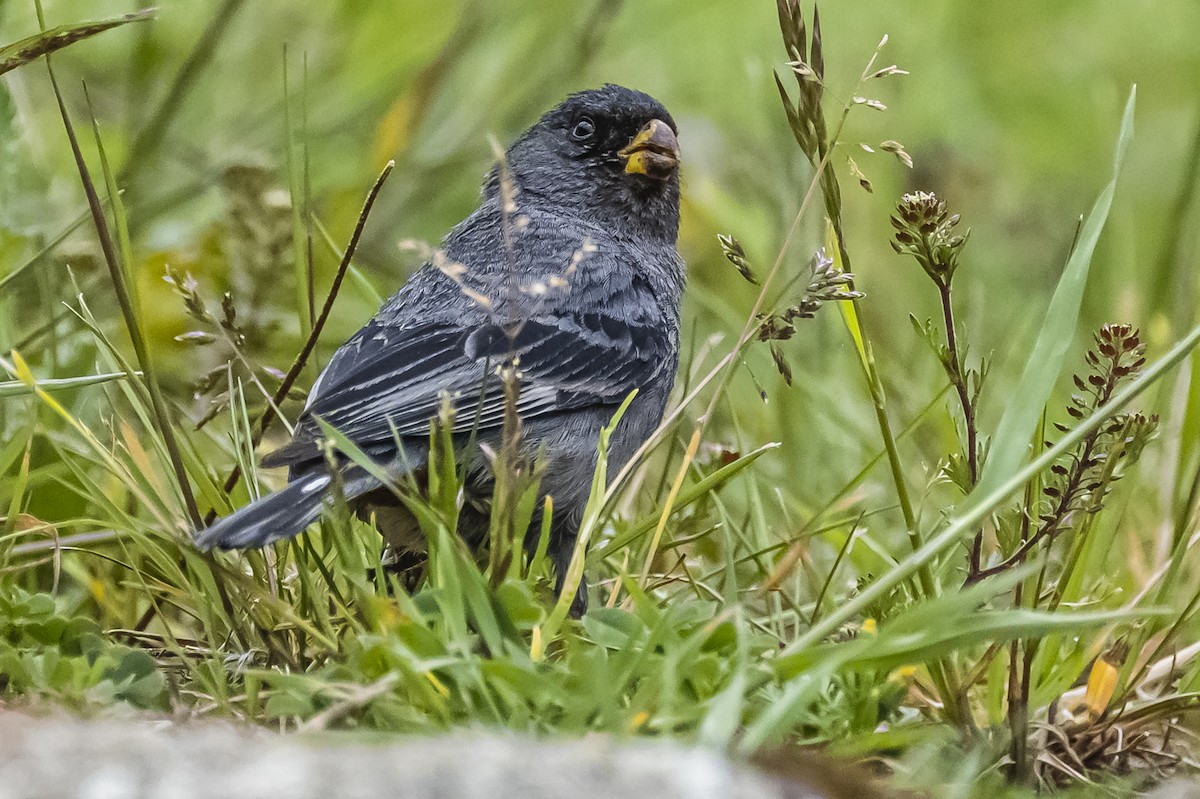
[{"xmin": 1, "ymin": 0, "xmax": 1198, "ymax": 540}]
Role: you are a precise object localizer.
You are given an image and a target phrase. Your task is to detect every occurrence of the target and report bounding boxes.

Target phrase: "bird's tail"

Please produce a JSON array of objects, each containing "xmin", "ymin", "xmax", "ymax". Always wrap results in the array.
[{"xmin": 194, "ymin": 470, "xmax": 381, "ymax": 550}]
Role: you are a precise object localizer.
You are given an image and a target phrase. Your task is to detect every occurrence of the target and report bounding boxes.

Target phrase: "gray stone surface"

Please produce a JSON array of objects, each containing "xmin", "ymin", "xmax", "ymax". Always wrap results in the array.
[
  {"xmin": 1148, "ymin": 781, "xmax": 1200, "ymax": 799},
  {"xmin": 0, "ymin": 712, "xmax": 833, "ymax": 799}
]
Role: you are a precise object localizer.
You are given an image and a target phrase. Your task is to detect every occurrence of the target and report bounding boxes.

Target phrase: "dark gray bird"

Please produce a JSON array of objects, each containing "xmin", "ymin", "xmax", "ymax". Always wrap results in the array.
[{"xmin": 196, "ymin": 85, "xmax": 684, "ymax": 615}]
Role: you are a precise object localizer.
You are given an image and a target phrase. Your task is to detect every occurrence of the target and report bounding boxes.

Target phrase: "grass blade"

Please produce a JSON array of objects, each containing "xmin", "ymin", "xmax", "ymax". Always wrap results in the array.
[
  {"xmin": 0, "ymin": 9, "xmax": 154, "ymax": 77},
  {"xmin": 44, "ymin": 50, "xmax": 201, "ymax": 527},
  {"xmin": 209, "ymin": 160, "xmax": 394, "ymax": 519},
  {"xmin": 594, "ymin": 441, "xmax": 780, "ymax": 558},
  {"xmin": 784, "ymin": 314, "xmax": 1200, "ymax": 655},
  {"xmin": 975, "ymin": 87, "xmax": 1137, "ymax": 501},
  {"xmin": 0, "ymin": 370, "xmax": 136, "ymax": 398}
]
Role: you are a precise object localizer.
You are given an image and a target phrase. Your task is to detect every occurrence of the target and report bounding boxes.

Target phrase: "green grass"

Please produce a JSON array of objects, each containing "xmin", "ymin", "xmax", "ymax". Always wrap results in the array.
[{"xmin": 3, "ymin": 2, "xmax": 1200, "ymax": 796}]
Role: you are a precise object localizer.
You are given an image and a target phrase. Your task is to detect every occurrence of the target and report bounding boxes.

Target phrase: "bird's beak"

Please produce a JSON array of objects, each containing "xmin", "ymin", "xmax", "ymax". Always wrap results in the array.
[{"xmin": 618, "ymin": 119, "xmax": 679, "ymax": 180}]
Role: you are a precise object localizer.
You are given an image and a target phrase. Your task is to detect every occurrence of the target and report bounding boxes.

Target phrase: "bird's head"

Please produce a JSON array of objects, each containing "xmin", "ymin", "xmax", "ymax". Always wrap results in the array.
[{"xmin": 493, "ymin": 84, "xmax": 681, "ymax": 243}]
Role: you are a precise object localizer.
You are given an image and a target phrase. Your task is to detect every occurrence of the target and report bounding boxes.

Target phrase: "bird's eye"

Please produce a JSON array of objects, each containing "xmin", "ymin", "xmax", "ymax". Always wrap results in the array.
[{"xmin": 570, "ymin": 117, "xmax": 596, "ymax": 141}]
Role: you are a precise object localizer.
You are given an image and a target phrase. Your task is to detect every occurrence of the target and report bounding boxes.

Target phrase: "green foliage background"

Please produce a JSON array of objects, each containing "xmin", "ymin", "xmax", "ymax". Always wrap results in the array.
[
  {"xmin": 2, "ymin": 1, "xmax": 1200, "ymax": 795},
  {"xmin": 5, "ymin": 1, "xmax": 1199, "ymax": 502}
]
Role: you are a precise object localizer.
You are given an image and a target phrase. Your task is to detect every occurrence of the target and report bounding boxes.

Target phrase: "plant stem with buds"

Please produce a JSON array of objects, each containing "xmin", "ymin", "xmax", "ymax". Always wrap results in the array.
[{"xmin": 936, "ymin": 282, "xmax": 982, "ymax": 571}]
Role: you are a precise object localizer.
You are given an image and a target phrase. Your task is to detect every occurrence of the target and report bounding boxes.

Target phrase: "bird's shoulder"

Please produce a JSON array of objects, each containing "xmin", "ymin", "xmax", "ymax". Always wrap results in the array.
[
  {"xmin": 374, "ymin": 201, "xmax": 679, "ymax": 329},
  {"xmin": 294, "ymin": 200, "xmax": 681, "ymax": 433}
]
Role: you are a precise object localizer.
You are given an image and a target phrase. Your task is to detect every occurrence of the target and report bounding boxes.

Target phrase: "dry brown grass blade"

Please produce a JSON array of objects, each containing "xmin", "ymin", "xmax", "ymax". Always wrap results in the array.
[
  {"xmin": 207, "ymin": 160, "xmax": 396, "ymax": 523},
  {"xmin": 0, "ymin": 9, "xmax": 154, "ymax": 77}
]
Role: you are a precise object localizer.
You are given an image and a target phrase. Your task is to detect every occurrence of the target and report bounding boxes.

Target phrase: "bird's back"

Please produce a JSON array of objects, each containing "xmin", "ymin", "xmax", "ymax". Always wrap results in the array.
[{"xmin": 266, "ymin": 198, "xmax": 683, "ymax": 477}]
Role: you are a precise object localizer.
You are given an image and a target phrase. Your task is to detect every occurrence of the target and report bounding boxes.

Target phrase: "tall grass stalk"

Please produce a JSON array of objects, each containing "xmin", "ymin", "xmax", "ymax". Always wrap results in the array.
[
  {"xmin": 783, "ymin": 318, "xmax": 1200, "ymax": 657},
  {"xmin": 42, "ymin": 39, "xmax": 201, "ymax": 528}
]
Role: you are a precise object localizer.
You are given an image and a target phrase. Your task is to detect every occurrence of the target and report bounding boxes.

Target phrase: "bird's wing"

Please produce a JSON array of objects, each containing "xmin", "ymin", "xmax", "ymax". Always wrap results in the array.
[{"xmin": 295, "ymin": 312, "xmax": 669, "ymax": 448}]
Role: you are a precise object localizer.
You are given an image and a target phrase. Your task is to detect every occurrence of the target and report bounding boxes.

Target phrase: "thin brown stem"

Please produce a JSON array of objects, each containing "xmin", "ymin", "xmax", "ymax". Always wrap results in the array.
[
  {"xmin": 935, "ymin": 281, "xmax": 983, "ymax": 574},
  {"xmin": 971, "ymin": 434, "xmax": 1099, "ymax": 583},
  {"xmin": 939, "ymin": 283, "xmax": 978, "ymax": 483},
  {"xmin": 47, "ymin": 63, "xmax": 202, "ymax": 528},
  {"xmin": 814, "ymin": 96, "xmax": 965, "ymax": 721},
  {"xmin": 973, "ymin": 330, "xmax": 1140, "ymax": 585},
  {"xmin": 205, "ymin": 160, "xmax": 395, "ymax": 524}
]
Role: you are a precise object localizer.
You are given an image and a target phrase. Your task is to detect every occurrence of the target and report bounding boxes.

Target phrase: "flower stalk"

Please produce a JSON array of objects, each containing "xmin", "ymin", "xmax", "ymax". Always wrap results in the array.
[
  {"xmin": 774, "ymin": 1, "xmax": 966, "ymax": 723},
  {"xmin": 891, "ymin": 192, "xmax": 983, "ymax": 573}
]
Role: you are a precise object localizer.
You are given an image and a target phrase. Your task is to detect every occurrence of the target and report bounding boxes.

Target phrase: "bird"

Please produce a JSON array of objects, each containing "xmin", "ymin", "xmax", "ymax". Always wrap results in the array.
[{"xmin": 195, "ymin": 84, "xmax": 685, "ymax": 616}]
